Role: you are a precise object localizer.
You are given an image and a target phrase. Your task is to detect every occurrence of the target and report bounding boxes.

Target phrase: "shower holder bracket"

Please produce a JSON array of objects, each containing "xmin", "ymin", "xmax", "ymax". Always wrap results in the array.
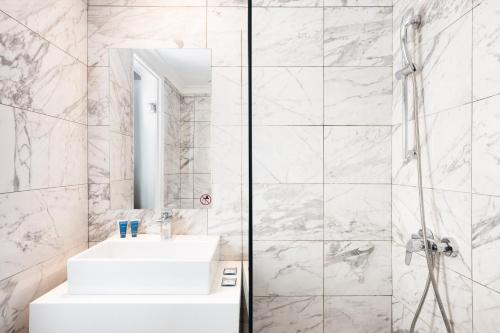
[{"xmin": 405, "ymin": 229, "xmax": 459, "ymax": 265}]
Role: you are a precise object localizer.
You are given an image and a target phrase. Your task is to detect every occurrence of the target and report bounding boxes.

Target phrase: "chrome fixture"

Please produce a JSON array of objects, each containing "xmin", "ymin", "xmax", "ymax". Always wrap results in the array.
[
  {"xmin": 396, "ymin": 9, "xmax": 456, "ymax": 333},
  {"xmin": 405, "ymin": 229, "xmax": 459, "ymax": 266},
  {"xmin": 396, "ymin": 9, "xmax": 421, "ymax": 162},
  {"xmin": 157, "ymin": 208, "xmax": 173, "ymax": 240}
]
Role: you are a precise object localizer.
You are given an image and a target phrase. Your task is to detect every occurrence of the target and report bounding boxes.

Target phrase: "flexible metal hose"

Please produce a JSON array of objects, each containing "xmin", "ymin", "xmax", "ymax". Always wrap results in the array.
[{"xmin": 409, "ymin": 73, "xmax": 453, "ymax": 333}]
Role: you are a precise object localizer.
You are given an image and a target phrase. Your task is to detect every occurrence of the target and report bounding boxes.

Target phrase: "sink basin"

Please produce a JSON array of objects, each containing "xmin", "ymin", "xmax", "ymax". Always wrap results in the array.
[{"xmin": 67, "ymin": 235, "xmax": 219, "ymax": 295}]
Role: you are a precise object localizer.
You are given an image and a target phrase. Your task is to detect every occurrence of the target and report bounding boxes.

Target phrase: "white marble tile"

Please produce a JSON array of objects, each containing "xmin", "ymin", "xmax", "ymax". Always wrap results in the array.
[
  {"xmin": 392, "ymin": 185, "xmax": 472, "ymax": 278},
  {"xmin": 392, "ymin": 298, "xmax": 433, "ymax": 333},
  {"xmin": 110, "ymin": 132, "xmax": 133, "ymax": 181},
  {"xmin": 89, "ymin": 183, "xmax": 110, "ymax": 216},
  {"xmin": 110, "ymin": 179, "xmax": 133, "ymax": 210},
  {"xmin": 180, "ymin": 121, "xmax": 194, "ymax": 147},
  {"xmin": 88, "ymin": 67, "xmax": 109, "ymax": 126},
  {"xmin": 253, "ymin": 67, "xmax": 323, "ymax": 126},
  {"xmin": 109, "ymin": 49, "xmax": 133, "ymax": 135},
  {"xmin": 88, "ymin": 126, "xmax": 110, "ymax": 184},
  {"xmin": 194, "ymin": 97, "xmax": 211, "ymax": 122},
  {"xmin": 418, "ymin": 12, "xmax": 472, "ymax": 116},
  {"xmin": 211, "ymin": 125, "xmax": 242, "ymax": 184},
  {"xmin": 392, "ymin": 244, "xmax": 473, "ymax": 333},
  {"xmin": 472, "ymin": 94, "xmax": 500, "ymax": 196},
  {"xmin": 194, "ymin": 147, "xmax": 210, "ymax": 174},
  {"xmin": 0, "ymin": 12, "xmax": 87, "ymax": 124},
  {"xmin": 254, "ymin": 184, "xmax": 323, "ymax": 241},
  {"xmin": 90, "ymin": 0, "xmax": 205, "ymax": 5},
  {"xmin": 324, "ymin": 7, "xmax": 392, "ymax": 66},
  {"xmin": 472, "ymin": 194, "xmax": 500, "ymax": 293},
  {"xmin": 473, "ymin": 0, "xmax": 500, "ymax": 100},
  {"xmin": 0, "ymin": 245, "xmax": 86, "ymax": 333},
  {"xmin": 392, "ymin": 104, "xmax": 471, "ymax": 193},
  {"xmin": 254, "ymin": 126, "xmax": 323, "ymax": 184},
  {"xmin": 208, "ymin": 0, "xmax": 247, "ymax": 5},
  {"xmin": 254, "ymin": 241, "xmax": 323, "ymax": 296},
  {"xmin": 253, "ymin": 8, "xmax": 323, "ymax": 66},
  {"xmin": 0, "ymin": 105, "xmax": 87, "ymax": 193},
  {"xmin": 207, "ymin": 7, "xmax": 246, "ymax": 67},
  {"xmin": 1, "ymin": 0, "xmax": 87, "ymax": 62},
  {"xmin": 253, "ymin": 296, "xmax": 323, "ymax": 333},
  {"xmin": 0, "ymin": 185, "xmax": 88, "ymax": 281},
  {"xmin": 88, "ymin": 6, "xmax": 206, "ymax": 66},
  {"xmin": 180, "ymin": 147, "xmax": 194, "ymax": 174},
  {"xmin": 207, "ymin": 183, "xmax": 242, "ymax": 260},
  {"xmin": 326, "ymin": 0, "xmax": 391, "ymax": 5},
  {"xmin": 194, "ymin": 122, "xmax": 210, "ymax": 148},
  {"xmin": 324, "ymin": 126, "xmax": 391, "ymax": 184},
  {"xmin": 253, "ymin": 0, "xmax": 322, "ymax": 6},
  {"xmin": 324, "ymin": 184, "xmax": 391, "ymax": 240},
  {"xmin": 180, "ymin": 97, "xmax": 195, "ymax": 123},
  {"xmin": 180, "ymin": 173, "xmax": 194, "ymax": 198},
  {"xmin": 324, "ymin": 296, "xmax": 392, "ymax": 333},
  {"xmin": 324, "ymin": 67, "xmax": 392, "ymax": 126},
  {"xmin": 171, "ymin": 209, "xmax": 208, "ymax": 235},
  {"xmin": 211, "ymin": 67, "xmax": 242, "ymax": 126},
  {"xmin": 473, "ymin": 283, "xmax": 500, "ymax": 333},
  {"xmin": 324, "ymin": 241, "xmax": 392, "ymax": 295}
]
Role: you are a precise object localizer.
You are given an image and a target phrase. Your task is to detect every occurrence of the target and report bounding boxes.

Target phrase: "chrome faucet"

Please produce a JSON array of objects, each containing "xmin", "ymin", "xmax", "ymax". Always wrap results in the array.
[
  {"xmin": 405, "ymin": 229, "xmax": 459, "ymax": 265},
  {"xmin": 157, "ymin": 209, "xmax": 174, "ymax": 240}
]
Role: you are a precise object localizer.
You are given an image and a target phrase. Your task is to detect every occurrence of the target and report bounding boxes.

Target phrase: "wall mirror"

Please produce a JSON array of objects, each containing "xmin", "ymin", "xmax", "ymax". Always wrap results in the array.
[{"xmin": 108, "ymin": 48, "xmax": 212, "ymax": 212}]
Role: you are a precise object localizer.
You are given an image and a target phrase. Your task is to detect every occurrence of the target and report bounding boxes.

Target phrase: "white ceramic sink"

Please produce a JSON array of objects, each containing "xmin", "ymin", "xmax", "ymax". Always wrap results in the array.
[{"xmin": 67, "ymin": 235, "xmax": 219, "ymax": 295}]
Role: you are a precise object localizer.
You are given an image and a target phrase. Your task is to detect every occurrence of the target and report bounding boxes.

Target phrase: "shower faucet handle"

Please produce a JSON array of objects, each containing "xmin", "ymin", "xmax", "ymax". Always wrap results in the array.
[{"xmin": 405, "ymin": 238, "xmax": 425, "ymax": 265}]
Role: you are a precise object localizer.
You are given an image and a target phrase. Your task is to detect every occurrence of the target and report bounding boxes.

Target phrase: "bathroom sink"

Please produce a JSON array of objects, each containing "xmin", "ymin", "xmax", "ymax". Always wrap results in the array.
[{"xmin": 67, "ymin": 235, "xmax": 219, "ymax": 295}]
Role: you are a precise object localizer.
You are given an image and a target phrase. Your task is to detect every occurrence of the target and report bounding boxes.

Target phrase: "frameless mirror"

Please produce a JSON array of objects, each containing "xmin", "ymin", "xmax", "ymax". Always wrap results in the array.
[{"xmin": 108, "ymin": 48, "xmax": 212, "ymax": 211}]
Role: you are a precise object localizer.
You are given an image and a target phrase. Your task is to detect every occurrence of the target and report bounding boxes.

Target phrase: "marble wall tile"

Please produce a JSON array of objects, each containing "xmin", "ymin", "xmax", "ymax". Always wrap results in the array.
[
  {"xmin": 89, "ymin": 0, "xmax": 205, "ymax": 5},
  {"xmin": 254, "ymin": 126, "xmax": 323, "ymax": 184},
  {"xmin": 0, "ymin": 105, "xmax": 87, "ymax": 193},
  {"xmin": 0, "ymin": 185, "xmax": 88, "ymax": 281},
  {"xmin": 253, "ymin": 0, "xmax": 322, "ymax": 6},
  {"xmin": 193, "ymin": 174, "xmax": 211, "ymax": 199},
  {"xmin": 472, "ymin": 194, "xmax": 500, "ymax": 293},
  {"xmin": 392, "ymin": 245, "xmax": 473, "ymax": 333},
  {"xmin": 180, "ymin": 97, "xmax": 195, "ymax": 122},
  {"xmin": 324, "ymin": 296, "xmax": 392, "ymax": 333},
  {"xmin": 1, "ymin": 0, "xmax": 87, "ymax": 62},
  {"xmin": 0, "ymin": 12, "xmax": 87, "ymax": 124},
  {"xmin": 89, "ymin": 183, "xmax": 110, "ymax": 216},
  {"xmin": 88, "ymin": 6, "xmax": 206, "ymax": 66},
  {"xmin": 324, "ymin": 7, "xmax": 392, "ymax": 66},
  {"xmin": 208, "ymin": 183, "xmax": 242, "ymax": 260},
  {"xmin": 253, "ymin": 184, "xmax": 323, "ymax": 240},
  {"xmin": 254, "ymin": 241, "xmax": 323, "ymax": 296},
  {"xmin": 180, "ymin": 121, "xmax": 194, "ymax": 147},
  {"xmin": 417, "ymin": 12, "xmax": 472, "ymax": 116},
  {"xmin": 253, "ymin": 8, "xmax": 323, "ymax": 66},
  {"xmin": 324, "ymin": 67, "xmax": 392, "ymax": 126},
  {"xmin": 110, "ymin": 179, "xmax": 133, "ymax": 210},
  {"xmin": 180, "ymin": 147, "xmax": 194, "ymax": 174},
  {"xmin": 180, "ymin": 173, "xmax": 194, "ymax": 198},
  {"xmin": 473, "ymin": 283, "xmax": 500, "ymax": 333},
  {"xmin": 194, "ymin": 97, "xmax": 211, "ymax": 122},
  {"xmin": 0, "ymin": 244, "xmax": 86, "ymax": 333},
  {"xmin": 208, "ymin": 0, "xmax": 247, "ymax": 5},
  {"xmin": 326, "ymin": 0, "xmax": 391, "ymax": 5},
  {"xmin": 88, "ymin": 126, "xmax": 110, "ymax": 184},
  {"xmin": 253, "ymin": 296, "xmax": 323, "ymax": 333},
  {"xmin": 211, "ymin": 125, "xmax": 242, "ymax": 184},
  {"xmin": 194, "ymin": 147, "xmax": 210, "ymax": 174},
  {"xmin": 194, "ymin": 122, "xmax": 210, "ymax": 148},
  {"xmin": 392, "ymin": 104, "xmax": 471, "ymax": 193},
  {"xmin": 324, "ymin": 184, "xmax": 391, "ymax": 240},
  {"xmin": 171, "ymin": 209, "xmax": 208, "ymax": 235},
  {"xmin": 472, "ymin": 94, "xmax": 500, "ymax": 196},
  {"xmin": 391, "ymin": 298, "xmax": 433, "ymax": 333},
  {"xmin": 392, "ymin": 185, "xmax": 472, "ymax": 277},
  {"xmin": 253, "ymin": 67, "xmax": 323, "ymax": 126},
  {"xmin": 109, "ymin": 49, "xmax": 133, "ymax": 135},
  {"xmin": 473, "ymin": 0, "xmax": 500, "ymax": 100},
  {"xmin": 324, "ymin": 241, "xmax": 392, "ymax": 295},
  {"xmin": 110, "ymin": 132, "xmax": 133, "ymax": 181},
  {"xmin": 207, "ymin": 7, "xmax": 246, "ymax": 67},
  {"xmin": 393, "ymin": 0, "xmax": 472, "ymax": 47},
  {"xmin": 88, "ymin": 67, "xmax": 109, "ymax": 126},
  {"xmin": 211, "ymin": 67, "xmax": 242, "ymax": 126},
  {"xmin": 324, "ymin": 126, "xmax": 391, "ymax": 184}
]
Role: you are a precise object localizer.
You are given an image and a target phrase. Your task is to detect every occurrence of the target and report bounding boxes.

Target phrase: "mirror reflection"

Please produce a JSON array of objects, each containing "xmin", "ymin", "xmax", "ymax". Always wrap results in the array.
[{"xmin": 109, "ymin": 48, "xmax": 212, "ymax": 211}]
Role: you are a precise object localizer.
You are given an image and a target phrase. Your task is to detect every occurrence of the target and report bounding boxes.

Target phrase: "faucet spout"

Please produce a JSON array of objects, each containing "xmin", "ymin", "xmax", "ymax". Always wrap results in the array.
[{"xmin": 157, "ymin": 208, "xmax": 174, "ymax": 240}]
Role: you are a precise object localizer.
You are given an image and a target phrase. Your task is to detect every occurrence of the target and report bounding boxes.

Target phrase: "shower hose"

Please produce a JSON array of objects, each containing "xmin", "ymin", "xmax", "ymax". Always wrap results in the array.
[{"xmin": 409, "ymin": 74, "xmax": 453, "ymax": 333}]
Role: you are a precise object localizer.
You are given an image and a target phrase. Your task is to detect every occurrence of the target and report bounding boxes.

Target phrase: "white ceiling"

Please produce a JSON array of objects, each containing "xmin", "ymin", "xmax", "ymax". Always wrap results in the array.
[{"xmin": 134, "ymin": 49, "xmax": 211, "ymax": 95}]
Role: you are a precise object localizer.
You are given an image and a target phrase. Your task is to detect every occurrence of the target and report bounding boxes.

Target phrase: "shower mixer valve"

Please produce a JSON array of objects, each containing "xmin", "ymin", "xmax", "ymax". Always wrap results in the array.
[{"xmin": 405, "ymin": 229, "xmax": 459, "ymax": 265}]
